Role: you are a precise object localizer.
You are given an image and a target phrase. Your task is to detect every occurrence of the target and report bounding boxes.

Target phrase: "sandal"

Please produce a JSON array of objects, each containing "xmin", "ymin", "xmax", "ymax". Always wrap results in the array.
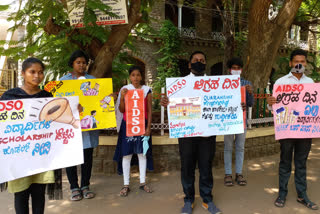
[
  {"xmin": 120, "ymin": 186, "xmax": 130, "ymax": 197},
  {"xmin": 235, "ymin": 174, "xmax": 247, "ymax": 186},
  {"xmin": 274, "ymin": 196, "xmax": 285, "ymax": 208},
  {"xmin": 297, "ymin": 198, "xmax": 319, "ymax": 210},
  {"xmin": 139, "ymin": 183, "xmax": 153, "ymax": 193},
  {"xmin": 81, "ymin": 186, "xmax": 95, "ymax": 199},
  {"xmin": 70, "ymin": 188, "xmax": 83, "ymax": 201},
  {"xmin": 224, "ymin": 175, "xmax": 234, "ymax": 187}
]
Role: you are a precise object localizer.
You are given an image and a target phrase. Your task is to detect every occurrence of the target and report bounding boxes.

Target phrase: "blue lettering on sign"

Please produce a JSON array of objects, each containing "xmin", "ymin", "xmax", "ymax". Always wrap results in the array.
[
  {"xmin": 300, "ymin": 125, "xmax": 312, "ymax": 133},
  {"xmin": 290, "ymin": 124, "xmax": 300, "ymax": 131},
  {"xmin": 304, "ymin": 105, "xmax": 319, "ymax": 117},
  {"xmin": 32, "ymin": 141, "xmax": 51, "ymax": 156},
  {"xmin": 4, "ymin": 120, "xmax": 51, "ymax": 135},
  {"xmin": 56, "ymin": 91, "xmax": 75, "ymax": 97},
  {"xmin": 276, "ymin": 124, "xmax": 289, "ymax": 132},
  {"xmin": 312, "ymin": 125, "xmax": 320, "ymax": 133},
  {"xmin": 3, "ymin": 143, "xmax": 30, "ymax": 155}
]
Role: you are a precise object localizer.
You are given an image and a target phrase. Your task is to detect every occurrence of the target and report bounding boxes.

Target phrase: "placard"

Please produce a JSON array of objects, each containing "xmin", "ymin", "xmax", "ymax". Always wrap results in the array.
[
  {"xmin": 166, "ymin": 75, "xmax": 244, "ymax": 138},
  {"xmin": 125, "ymin": 89, "xmax": 145, "ymax": 136},
  {"xmin": 0, "ymin": 97, "xmax": 83, "ymax": 183},
  {"xmin": 273, "ymin": 83, "xmax": 320, "ymax": 140},
  {"xmin": 44, "ymin": 78, "xmax": 116, "ymax": 131}
]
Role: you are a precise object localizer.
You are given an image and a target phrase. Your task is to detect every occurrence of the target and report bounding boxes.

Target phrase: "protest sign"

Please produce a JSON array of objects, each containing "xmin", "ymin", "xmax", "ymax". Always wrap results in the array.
[
  {"xmin": 166, "ymin": 75, "xmax": 244, "ymax": 138},
  {"xmin": 67, "ymin": 0, "xmax": 128, "ymax": 28},
  {"xmin": 45, "ymin": 78, "xmax": 116, "ymax": 131},
  {"xmin": 125, "ymin": 89, "xmax": 145, "ymax": 136},
  {"xmin": 273, "ymin": 83, "xmax": 320, "ymax": 140},
  {"xmin": 0, "ymin": 97, "xmax": 83, "ymax": 183}
]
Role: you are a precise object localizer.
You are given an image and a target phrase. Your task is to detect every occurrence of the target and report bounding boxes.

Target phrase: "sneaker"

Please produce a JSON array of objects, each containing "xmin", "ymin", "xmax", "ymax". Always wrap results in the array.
[
  {"xmin": 181, "ymin": 201, "xmax": 193, "ymax": 214},
  {"xmin": 202, "ymin": 202, "xmax": 222, "ymax": 214}
]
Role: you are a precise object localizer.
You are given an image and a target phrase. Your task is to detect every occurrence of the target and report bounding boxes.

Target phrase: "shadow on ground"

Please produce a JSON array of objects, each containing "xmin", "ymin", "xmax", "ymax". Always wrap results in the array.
[{"xmin": 1, "ymin": 140, "xmax": 320, "ymax": 214}]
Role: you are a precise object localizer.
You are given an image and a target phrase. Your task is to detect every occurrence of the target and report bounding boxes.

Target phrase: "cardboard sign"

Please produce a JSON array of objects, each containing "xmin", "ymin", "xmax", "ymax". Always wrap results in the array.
[
  {"xmin": 272, "ymin": 83, "xmax": 320, "ymax": 140},
  {"xmin": 125, "ymin": 89, "xmax": 145, "ymax": 136},
  {"xmin": 66, "ymin": 0, "xmax": 128, "ymax": 27},
  {"xmin": 45, "ymin": 78, "xmax": 116, "ymax": 131},
  {"xmin": 0, "ymin": 97, "xmax": 83, "ymax": 183},
  {"xmin": 241, "ymin": 86, "xmax": 246, "ymax": 129},
  {"xmin": 166, "ymin": 75, "xmax": 244, "ymax": 138}
]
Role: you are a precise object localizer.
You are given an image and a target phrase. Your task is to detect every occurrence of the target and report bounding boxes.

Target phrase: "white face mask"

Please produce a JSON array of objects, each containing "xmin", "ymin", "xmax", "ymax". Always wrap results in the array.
[
  {"xmin": 290, "ymin": 64, "xmax": 305, "ymax": 74},
  {"xmin": 231, "ymin": 70, "xmax": 242, "ymax": 75}
]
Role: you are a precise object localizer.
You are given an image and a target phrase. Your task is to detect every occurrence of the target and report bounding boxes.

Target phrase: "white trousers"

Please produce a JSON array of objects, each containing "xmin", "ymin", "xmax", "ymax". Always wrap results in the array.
[{"xmin": 122, "ymin": 154, "xmax": 147, "ymax": 185}]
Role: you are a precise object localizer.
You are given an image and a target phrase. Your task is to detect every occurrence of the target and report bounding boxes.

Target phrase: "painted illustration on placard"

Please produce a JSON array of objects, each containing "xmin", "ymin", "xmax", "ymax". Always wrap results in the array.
[
  {"xmin": 80, "ymin": 81, "xmax": 99, "ymax": 96},
  {"xmin": 80, "ymin": 110, "xmax": 100, "ymax": 129},
  {"xmin": 100, "ymin": 95, "xmax": 115, "ymax": 112},
  {"xmin": 169, "ymin": 97, "xmax": 201, "ymax": 120},
  {"xmin": 45, "ymin": 78, "xmax": 116, "ymax": 130},
  {"xmin": 39, "ymin": 98, "xmax": 80, "ymax": 128},
  {"xmin": 275, "ymin": 106, "xmax": 300, "ymax": 125}
]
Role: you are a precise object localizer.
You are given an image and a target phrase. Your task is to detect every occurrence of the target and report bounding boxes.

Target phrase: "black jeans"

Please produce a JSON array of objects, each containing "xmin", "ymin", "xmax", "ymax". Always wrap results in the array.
[
  {"xmin": 14, "ymin": 183, "xmax": 46, "ymax": 214},
  {"xmin": 178, "ymin": 136, "xmax": 216, "ymax": 203},
  {"xmin": 278, "ymin": 138, "xmax": 311, "ymax": 199},
  {"xmin": 66, "ymin": 148, "xmax": 94, "ymax": 190}
]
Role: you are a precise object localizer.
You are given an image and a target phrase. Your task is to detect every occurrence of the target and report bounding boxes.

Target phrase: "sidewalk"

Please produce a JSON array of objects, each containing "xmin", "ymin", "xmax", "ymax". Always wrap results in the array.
[{"xmin": 1, "ymin": 139, "xmax": 320, "ymax": 214}]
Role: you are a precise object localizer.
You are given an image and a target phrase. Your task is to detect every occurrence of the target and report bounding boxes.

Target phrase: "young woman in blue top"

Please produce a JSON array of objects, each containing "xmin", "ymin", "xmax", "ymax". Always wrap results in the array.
[{"xmin": 60, "ymin": 50, "xmax": 99, "ymax": 201}]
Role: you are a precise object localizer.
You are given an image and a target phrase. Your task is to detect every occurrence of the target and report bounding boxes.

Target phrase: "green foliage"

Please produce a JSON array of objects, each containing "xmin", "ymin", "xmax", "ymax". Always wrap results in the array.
[
  {"xmin": 0, "ymin": 0, "xmax": 153, "ymax": 83},
  {"xmin": 153, "ymin": 20, "xmax": 185, "ymax": 94},
  {"xmin": 0, "ymin": 4, "xmax": 9, "ymax": 11}
]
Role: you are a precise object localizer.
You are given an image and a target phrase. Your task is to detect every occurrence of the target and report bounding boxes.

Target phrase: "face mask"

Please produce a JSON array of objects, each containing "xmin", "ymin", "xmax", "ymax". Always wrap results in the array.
[
  {"xmin": 231, "ymin": 70, "xmax": 242, "ymax": 75},
  {"xmin": 191, "ymin": 62, "xmax": 206, "ymax": 74},
  {"xmin": 290, "ymin": 63, "xmax": 305, "ymax": 74}
]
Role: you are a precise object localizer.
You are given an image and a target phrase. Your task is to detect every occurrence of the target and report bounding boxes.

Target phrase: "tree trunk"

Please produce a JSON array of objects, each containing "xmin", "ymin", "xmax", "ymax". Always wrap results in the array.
[
  {"xmin": 244, "ymin": 0, "xmax": 303, "ymax": 89},
  {"xmin": 90, "ymin": 0, "xmax": 142, "ymax": 78},
  {"xmin": 45, "ymin": 0, "xmax": 143, "ymax": 78}
]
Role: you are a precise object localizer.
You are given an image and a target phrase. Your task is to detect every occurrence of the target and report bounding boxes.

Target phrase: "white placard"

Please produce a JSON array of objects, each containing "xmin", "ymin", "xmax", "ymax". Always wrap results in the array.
[
  {"xmin": 0, "ymin": 96, "xmax": 83, "ymax": 183},
  {"xmin": 166, "ymin": 75, "xmax": 244, "ymax": 138}
]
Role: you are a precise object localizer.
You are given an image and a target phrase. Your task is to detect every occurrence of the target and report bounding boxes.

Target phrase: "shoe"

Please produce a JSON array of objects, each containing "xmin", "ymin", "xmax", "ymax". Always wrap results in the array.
[
  {"xmin": 202, "ymin": 202, "xmax": 222, "ymax": 214},
  {"xmin": 181, "ymin": 201, "xmax": 193, "ymax": 214},
  {"xmin": 274, "ymin": 196, "xmax": 285, "ymax": 208}
]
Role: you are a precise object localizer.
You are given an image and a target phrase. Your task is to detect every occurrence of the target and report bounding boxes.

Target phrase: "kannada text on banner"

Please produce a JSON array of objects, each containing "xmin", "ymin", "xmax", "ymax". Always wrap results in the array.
[
  {"xmin": 273, "ymin": 83, "xmax": 320, "ymax": 140},
  {"xmin": 0, "ymin": 97, "xmax": 83, "ymax": 183},
  {"xmin": 66, "ymin": 0, "xmax": 128, "ymax": 27},
  {"xmin": 125, "ymin": 89, "xmax": 145, "ymax": 136},
  {"xmin": 45, "ymin": 78, "xmax": 116, "ymax": 131},
  {"xmin": 166, "ymin": 75, "xmax": 244, "ymax": 138}
]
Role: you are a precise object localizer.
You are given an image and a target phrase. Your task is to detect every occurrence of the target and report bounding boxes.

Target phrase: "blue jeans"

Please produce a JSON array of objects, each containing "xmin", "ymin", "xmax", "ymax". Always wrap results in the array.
[{"xmin": 224, "ymin": 130, "xmax": 246, "ymax": 175}]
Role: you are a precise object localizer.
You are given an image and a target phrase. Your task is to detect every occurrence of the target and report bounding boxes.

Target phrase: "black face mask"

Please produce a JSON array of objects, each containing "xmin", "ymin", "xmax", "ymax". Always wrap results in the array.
[{"xmin": 191, "ymin": 62, "xmax": 206, "ymax": 75}]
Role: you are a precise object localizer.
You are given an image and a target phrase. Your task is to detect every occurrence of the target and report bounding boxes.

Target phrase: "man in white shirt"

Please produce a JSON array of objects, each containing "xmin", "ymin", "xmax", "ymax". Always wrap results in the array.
[
  {"xmin": 267, "ymin": 49, "xmax": 318, "ymax": 210},
  {"xmin": 161, "ymin": 51, "xmax": 221, "ymax": 214}
]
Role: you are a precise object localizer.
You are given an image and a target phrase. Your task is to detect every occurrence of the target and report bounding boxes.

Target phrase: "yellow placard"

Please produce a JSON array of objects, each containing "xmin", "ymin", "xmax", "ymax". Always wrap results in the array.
[{"xmin": 44, "ymin": 79, "xmax": 116, "ymax": 131}]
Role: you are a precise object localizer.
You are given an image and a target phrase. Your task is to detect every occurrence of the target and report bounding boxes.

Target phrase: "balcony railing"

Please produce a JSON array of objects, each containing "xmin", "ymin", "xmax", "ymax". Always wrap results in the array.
[
  {"xmin": 179, "ymin": 28, "xmax": 226, "ymax": 42},
  {"xmin": 179, "ymin": 27, "xmax": 197, "ymax": 39},
  {"xmin": 282, "ymin": 38, "xmax": 309, "ymax": 50}
]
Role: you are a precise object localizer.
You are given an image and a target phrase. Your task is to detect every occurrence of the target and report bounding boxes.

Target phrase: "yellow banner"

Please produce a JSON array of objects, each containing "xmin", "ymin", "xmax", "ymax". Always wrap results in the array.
[{"xmin": 44, "ymin": 79, "xmax": 116, "ymax": 131}]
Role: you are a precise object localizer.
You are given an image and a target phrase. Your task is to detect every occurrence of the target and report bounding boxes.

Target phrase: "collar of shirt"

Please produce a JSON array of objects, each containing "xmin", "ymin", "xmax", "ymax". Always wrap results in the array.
[
  {"xmin": 288, "ymin": 72, "xmax": 305, "ymax": 81},
  {"xmin": 188, "ymin": 72, "xmax": 206, "ymax": 77}
]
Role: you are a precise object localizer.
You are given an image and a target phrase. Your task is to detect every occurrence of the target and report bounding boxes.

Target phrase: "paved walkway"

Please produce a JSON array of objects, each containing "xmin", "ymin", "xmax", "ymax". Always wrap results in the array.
[{"xmin": 1, "ymin": 139, "xmax": 320, "ymax": 214}]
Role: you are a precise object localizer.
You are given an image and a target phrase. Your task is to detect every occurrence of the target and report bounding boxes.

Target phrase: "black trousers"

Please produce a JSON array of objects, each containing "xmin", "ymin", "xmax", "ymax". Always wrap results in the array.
[
  {"xmin": 178, "ymin": 136, "xmax": 216, "ymax": 203},
  {"xmin": 14, "ymin": 183, "xmax": 46, "ymax": 214},
  {"xmin": 278, "ymin": 138, "xmax": 311, "ymax": 199},
  {"xmin": 66, "ymin": 148, "xmax": 94, "ymax": 190}
]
